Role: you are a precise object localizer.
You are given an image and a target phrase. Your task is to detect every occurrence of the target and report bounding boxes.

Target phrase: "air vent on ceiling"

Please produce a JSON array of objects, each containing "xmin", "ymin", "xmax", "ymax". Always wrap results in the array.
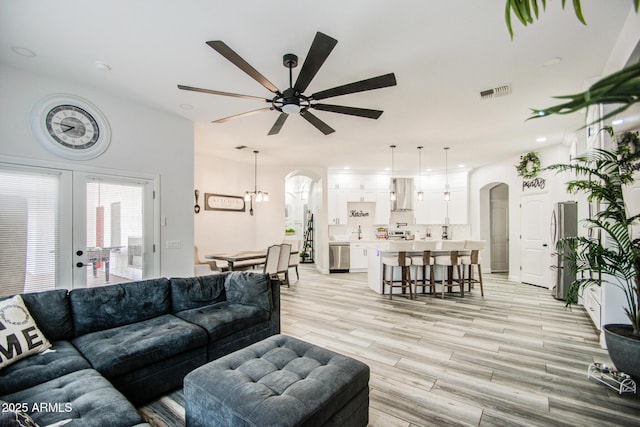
[{"xmin": 480, "ymin": 84, "xmax": 512, "ymax": 100}]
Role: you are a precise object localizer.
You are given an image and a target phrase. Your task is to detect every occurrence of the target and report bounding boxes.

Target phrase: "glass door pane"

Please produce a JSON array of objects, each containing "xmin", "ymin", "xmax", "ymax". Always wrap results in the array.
[
  {"xmin": 0, "ymin": 165, "xmax": 65, "ymax": 297},
  {"xmin": 73, "ymin": 173, "xmax": 153, "ymax": 287}
]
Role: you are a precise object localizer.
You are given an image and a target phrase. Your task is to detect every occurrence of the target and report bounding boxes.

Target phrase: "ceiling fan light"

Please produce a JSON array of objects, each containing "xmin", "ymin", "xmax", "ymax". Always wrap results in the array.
[
  {"xmin": 282, "ymin": 103, "xmax": 301, "ymax": 114},
  {"xmin": 390, "ymin": 191, "xmax": 396, "ymax": 201},
  {"xmin": 417, "ymin": 191, "xmax": 424, "ymax": 201},
  {"xmin": 244, "ymin": 192, "xmax": 251, "ymax": 202},
  {"xmin": 255, "ymin": 192, "xmax": 263, "ymax": 202},
  {"xmin": 262, "ymin": 192, "xmax": 269, "ymax": 202},
  {"xmin": 444, "ymin": 191, "xmax": 450, "ymax": 201}
]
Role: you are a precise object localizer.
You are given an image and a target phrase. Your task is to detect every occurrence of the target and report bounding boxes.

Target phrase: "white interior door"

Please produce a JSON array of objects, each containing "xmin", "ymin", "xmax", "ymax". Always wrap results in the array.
[
  {"xmin": 72, "ymin": 172, "xmax": 155, "ymax": 287},
  {"xmin": 520, "ymin": 195, "xmax": 550, "ymax": 287}
]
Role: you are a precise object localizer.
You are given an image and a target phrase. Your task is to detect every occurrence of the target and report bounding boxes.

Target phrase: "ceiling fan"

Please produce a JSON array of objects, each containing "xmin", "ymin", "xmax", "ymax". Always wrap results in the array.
[{"xmin": 178, "ymin": 32, "xmax": 397, "ymax": 135}]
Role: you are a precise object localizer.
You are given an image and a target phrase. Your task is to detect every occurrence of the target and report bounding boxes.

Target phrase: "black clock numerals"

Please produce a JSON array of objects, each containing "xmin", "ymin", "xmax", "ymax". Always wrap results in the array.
[{"xmin": 46, "ymin": 104, "xmax": 100, "ymax": 149}]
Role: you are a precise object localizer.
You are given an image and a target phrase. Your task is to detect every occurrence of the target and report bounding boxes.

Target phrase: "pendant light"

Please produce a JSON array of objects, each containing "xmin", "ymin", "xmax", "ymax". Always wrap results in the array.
[
  {"xmin": 417, "ymin": 146, "xmax": 424, "ymax": 201},
  {"xmin": 443, "ymin": 147, "xmax": 450, "ymax": 233},
  {"xmin": 443, "ymin": 147, "xmax": 450, "ymax": 202},
  {"xmin": 244, "ymin": 150, "xmax": 269, "ymax": 205},
  {"xmin": 389, "ymin": 145, "xmax": 396, "ymax": 201}
]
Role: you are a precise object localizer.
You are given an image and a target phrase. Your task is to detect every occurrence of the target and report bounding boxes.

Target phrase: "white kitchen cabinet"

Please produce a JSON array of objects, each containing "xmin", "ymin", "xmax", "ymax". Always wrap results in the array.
[
  {"xmin": 350, "ymin": 243, "xmax": 368, "ymax": 272},
  {"xmin": 327, "ymin": 188, "xmax": 346, "ymax": 224},
  {"xmin": 375, "ymin": 191, "xmax": 390, "ymax": 224},
  {"xmin": 328, "ymin": 189, "xmax": 363, "ymax": 224},
  {"xmin": 414, "ymin": 196, "xmax": 429, "ymax": 224}
]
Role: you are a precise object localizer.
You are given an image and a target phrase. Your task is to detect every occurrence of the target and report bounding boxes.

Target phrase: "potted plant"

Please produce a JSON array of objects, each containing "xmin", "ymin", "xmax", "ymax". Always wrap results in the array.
[
  {"xmin": 547, "ymin": 129, "xmax": 640, "ymax": 379},
  {"xmin": 285, "ymin": 228, "xmax": 296, "ymax": 236}
]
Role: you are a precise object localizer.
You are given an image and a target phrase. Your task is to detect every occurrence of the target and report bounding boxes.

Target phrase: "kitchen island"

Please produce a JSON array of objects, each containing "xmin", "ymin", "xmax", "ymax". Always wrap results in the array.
[{"xmin": 362, "ymin": 240, "xmax": 464, "ymax": 295}]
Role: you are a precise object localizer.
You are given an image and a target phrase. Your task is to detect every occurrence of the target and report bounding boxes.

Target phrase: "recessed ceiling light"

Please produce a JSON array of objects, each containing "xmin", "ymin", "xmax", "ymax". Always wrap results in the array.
[
  {"xmin": 542, "ymin": 57, "xmax": 562, "ymax": 67},
  {"xmin": 180, "ymin": 104, "xmax": 194, "ymax": 110},
  {"xmin": 384, "ymin": 167, "xmax": 390, "ymax": 171},
  {"xmin": 612, "ymin": 119, "xmax": 624, "ymax": 126},
  {"xmin": 11, "ymin": 46, "xmax": 36, "ymax": 57},
  {"xmin": 536, "ymin": 137, "xmax": 547, "ymax": 143},
  {"xmin": 344, "ymin": 166, "xmax": 350, "ymax": 170},
  {"xmin": 458, "ymin": 164, "xmax": 465, "ymax": 168},
  {"xmin": 425, "ymin": 168, "xmax": 432, "ymax": 172},
  {"xmin": 94, "ymin": 61, "xmax": 111, "ymax": 71}
]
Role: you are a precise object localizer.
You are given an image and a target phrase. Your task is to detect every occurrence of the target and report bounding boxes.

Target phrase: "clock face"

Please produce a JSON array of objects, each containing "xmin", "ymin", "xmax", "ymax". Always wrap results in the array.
[
  {"xmin": 32, "ymin": 94, "xmax": 111, "ymax": 160},
  {"xmin": 45, "ymin": 104, "xmax": 100, "ymax": 149}
]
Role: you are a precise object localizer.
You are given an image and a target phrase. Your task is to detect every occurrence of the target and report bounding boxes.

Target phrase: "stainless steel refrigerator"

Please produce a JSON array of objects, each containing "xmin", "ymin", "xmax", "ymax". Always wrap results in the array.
[{"xmin": 550, "ymin": 201, "xmax": 578, "ymax": 300}]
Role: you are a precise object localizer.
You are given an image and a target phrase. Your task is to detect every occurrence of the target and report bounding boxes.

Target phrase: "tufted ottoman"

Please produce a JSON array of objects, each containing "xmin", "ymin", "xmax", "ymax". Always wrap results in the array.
[{"xmin": 184, "ymin": 334, "xmax": 369, "ymax": 427}]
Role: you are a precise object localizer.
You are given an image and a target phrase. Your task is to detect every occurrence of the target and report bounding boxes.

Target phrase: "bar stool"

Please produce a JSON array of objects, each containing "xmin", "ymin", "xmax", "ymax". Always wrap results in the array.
[
  {"xmin": 460, "ymin": 240, "xmax": 485, "ymax": 296},
  {"xmin": 381, "ymin": 241, "xmax": 414, "ymax": 300},
  {"xmin": 410, "ymin": 240, "xmax": 438, "ymax": 296},
  {"xmin": 434, "ymin": 240, "xmax": 466, "ymax": 298}
]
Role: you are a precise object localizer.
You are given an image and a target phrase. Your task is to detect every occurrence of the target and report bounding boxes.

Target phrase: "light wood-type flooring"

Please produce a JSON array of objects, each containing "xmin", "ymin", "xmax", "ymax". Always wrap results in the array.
[{"xmin": 139, "ymin": 265, "xmax": 640, "ymax": 426}]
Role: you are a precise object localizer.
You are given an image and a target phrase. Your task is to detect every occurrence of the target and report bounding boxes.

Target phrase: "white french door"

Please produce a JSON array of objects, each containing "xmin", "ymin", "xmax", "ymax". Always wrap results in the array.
[
  {"xmin": 0, "ymin": 162, "xmax": 156, "ymax": 296},
  {"xmin": 72, "ymin": 172, "xmax": 156, "ymax": 288}
]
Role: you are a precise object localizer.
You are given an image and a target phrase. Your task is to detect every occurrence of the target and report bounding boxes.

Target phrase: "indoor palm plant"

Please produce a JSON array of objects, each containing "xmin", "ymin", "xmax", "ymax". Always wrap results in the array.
[{"xmin": 546, "ymin": 129, "xmax": 640, "ymax": 378}]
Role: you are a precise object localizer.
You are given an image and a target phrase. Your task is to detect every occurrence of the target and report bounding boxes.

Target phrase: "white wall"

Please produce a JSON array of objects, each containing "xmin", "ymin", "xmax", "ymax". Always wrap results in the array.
[
  {"xmin": 0, "ymin": 64, "xmax": 195, "ymax": 277},
  {"xmin": 469, "ymin": 142, "xmax": 575, "ymax": 283}
]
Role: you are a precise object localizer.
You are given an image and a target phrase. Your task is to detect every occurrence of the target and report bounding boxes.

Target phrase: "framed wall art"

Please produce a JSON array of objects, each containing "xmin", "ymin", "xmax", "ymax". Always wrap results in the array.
[{"xmin": 204, "ymin": 193, "xmax": 245, "ymax": 212}]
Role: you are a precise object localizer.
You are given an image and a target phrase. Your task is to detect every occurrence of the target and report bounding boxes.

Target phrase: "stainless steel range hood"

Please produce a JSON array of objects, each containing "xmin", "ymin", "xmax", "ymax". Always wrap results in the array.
[{"xmin": 391, "ymin": 178, "xmax": 414, "ymax": 211}]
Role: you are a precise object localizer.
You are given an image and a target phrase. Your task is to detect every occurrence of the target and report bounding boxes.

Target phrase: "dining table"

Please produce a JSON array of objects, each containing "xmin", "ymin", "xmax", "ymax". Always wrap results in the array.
[{"xmin": 205, "ymin": 250, "xmax": 267, "ymax": 271}]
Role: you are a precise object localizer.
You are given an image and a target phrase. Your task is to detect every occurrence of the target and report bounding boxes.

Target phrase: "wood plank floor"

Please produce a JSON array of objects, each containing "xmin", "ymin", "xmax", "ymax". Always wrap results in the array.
[{"xmin": 139, "ymin": 265, "xmax": 640, "ymax": 426}]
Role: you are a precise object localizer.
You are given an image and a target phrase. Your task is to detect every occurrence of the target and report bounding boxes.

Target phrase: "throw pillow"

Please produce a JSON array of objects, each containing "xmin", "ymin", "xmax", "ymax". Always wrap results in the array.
[
  {"xmin": 0, "ymin": 295, "xmax": 52, "ymax": 370},
  {"xmin": 224, "ymin": 272, "xmax": 272, "ymax": 311},
  {"xmin": 0, "ymin": 409, "xmax": 38, "ymax": 427}
]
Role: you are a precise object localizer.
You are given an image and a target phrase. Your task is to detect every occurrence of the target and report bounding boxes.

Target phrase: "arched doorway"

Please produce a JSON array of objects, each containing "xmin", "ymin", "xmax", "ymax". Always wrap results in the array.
[
  {"xmin": 285, "ymin": 170, "xmax": 323, "ymax": 268},
  {"xmin": 479, "ymin": 182, "xmax": 509, "ymax": 274}
]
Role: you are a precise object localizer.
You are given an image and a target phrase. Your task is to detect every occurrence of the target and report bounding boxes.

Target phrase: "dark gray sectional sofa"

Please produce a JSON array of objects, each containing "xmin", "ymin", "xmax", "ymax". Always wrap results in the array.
[{"xmin": 0, "ymin": 271, "xmax": 280, "ymax": 427}]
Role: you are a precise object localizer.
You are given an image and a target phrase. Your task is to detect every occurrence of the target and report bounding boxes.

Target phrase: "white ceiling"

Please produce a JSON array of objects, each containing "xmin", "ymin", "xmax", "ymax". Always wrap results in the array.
[{"xmin": 1, "ymin": 1, "xmax": 639, "ymax": 173}]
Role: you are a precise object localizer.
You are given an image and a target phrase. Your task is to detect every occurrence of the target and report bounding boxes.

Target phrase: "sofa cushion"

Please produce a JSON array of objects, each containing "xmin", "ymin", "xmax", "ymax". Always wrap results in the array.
[
  {"xmin": 1, "ymin": 369, "xmax": 144, "ymax": 427},
  {"xmin": 170, "ymin": 275, "xmax": 226, "ymax": 312},
  {"xmin": 69, "ymin": 278, "xmax": 171, "ymax": 335},
  {"xmin": 0, "ymin": 340, "xmax": 91, "ymax": 396},
  {"xmin": 71, "ymin": 314, "xmax": 207, "ymax": 378},
  {"xmin": 0, "ymin": 295, "xmax": 52, "ymax": 370},
  {"xmin": 175, "ymin": 302, "xmax": 271, "ymax": 342},
  {"xmin": 20, "ymin": 290, "xmax": 74, "ymax": 342},
  {"xmin": 224, "ymin": 272, "xmax": 272, "ymax": 312}
]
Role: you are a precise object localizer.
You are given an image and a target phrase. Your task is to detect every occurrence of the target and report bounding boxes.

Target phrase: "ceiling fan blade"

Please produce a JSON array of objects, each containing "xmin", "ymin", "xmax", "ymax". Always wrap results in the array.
[
  {"xmin": 206, "ymin": 40, "xmax": 280, "ymax": 94},
  {"xmin": 294, "ymin": 32, "xmax": 338, "ymax": 93},
  {"xmin": 300, "ymin": 110, "xmax": 335, "ymax": 135},
  {"xmin": 212, "ymin": 107, "xmax": 273, "ymax": 123},
  {"xmin": 311, "ymin": 73, "xmax": 397, "ymax": 101},
  {"xmin": 177, "ymin": 85, "xmax": 269, "ymax": 102},
  {"xmin": 268, "ymin": 113, "xmax": 288, "ymax": 135},
  {"xmin": 311, "ymin": 103, "xmax": 383, "ymax": 119}
]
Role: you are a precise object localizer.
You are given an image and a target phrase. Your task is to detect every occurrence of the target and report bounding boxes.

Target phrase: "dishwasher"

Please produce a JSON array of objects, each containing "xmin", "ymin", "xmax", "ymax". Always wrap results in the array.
[{"xmin": 329, "ymin": 242, "xmax": 350, "ymax": 273}]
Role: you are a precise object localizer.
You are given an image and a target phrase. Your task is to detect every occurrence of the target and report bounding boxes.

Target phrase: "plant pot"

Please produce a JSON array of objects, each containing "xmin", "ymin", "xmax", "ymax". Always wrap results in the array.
[{"xmin": 603, "ymin": 324, "xmax": 640, "ymax": 381}]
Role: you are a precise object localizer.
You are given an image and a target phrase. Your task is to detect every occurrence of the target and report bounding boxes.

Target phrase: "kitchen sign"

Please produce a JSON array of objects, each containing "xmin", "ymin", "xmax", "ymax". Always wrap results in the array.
[{"xmin": 205, "ymin": 193, "xmax": 246, "ymax": 212}]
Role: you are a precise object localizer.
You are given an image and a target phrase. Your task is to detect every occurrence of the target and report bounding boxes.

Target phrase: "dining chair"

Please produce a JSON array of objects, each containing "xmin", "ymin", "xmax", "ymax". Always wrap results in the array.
[
  {"xmin": 410, "ymin": 240, "xmax": 438, "ymax": 296},
  {"xmin": 194, "ymin": 246, "xmax": 227, "ymax": 272},
  {"xmin": 276, "ymin": 243, "xmax": 292, "ymax": 287},
  {"xmin": 263, "ymin": 244, "xmax": 281, "ymax": 278},
  {"xmin": 381, "ymin": 241, "xmax": 414, "ymax": 300},
  {"xmin": 460, "ymin": 240, "xmax": 485, "ymax": 296},
  {"xmin": 283, "ymin": 239, "xmax": 301, "ymax": 280},
  {"xmin": 434, "ymin": 240, "xmax": 466, "ymax": 298}
]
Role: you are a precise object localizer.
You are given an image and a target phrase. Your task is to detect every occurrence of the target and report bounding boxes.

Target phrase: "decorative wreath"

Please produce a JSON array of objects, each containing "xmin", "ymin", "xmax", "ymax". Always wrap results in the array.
[{"xmin": 516, "ymin": 151, "xmax": 541, "ymax": 179}]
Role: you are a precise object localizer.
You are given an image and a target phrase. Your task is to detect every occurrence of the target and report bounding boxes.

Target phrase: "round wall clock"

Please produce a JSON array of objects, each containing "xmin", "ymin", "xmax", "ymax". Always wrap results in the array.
[{"xmin": 31, "ymin": 94, "xmax": 111, "ymax": 160}]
